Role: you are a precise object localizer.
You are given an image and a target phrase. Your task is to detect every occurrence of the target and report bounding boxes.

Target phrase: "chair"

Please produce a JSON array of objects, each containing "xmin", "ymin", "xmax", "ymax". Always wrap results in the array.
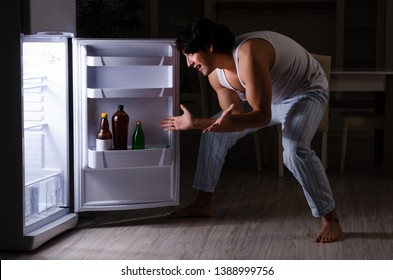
[{"xmin": 339, "ymin": 112, "xmax": 384, "ymax": 173}]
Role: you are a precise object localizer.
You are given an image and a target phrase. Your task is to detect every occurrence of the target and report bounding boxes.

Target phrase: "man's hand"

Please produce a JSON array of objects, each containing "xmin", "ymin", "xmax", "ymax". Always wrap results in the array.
[
  {"xmin": 203, "ymin": 104, "xmax": 235, "ymax": 133},
  {"xmin": 160, "ymin": 104, "xmax": 194, "ymax": 131}
]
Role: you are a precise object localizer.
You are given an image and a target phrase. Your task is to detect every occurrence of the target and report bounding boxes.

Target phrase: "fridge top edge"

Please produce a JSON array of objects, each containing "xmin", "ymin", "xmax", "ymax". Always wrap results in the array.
[
  {"xmin": 22, "ymin": 33, "xmax": 73, "ymax": 43},
  {"xmin": 73, "ymin": 38, "xmax": 176, "ymax": 43},
  {"xmin": 22, "ymin": 34, "xmax": 177, "ymax": 44},
  {"xmin": 22, "ymin": 32, "xmax": 74, "ymax": 37}
]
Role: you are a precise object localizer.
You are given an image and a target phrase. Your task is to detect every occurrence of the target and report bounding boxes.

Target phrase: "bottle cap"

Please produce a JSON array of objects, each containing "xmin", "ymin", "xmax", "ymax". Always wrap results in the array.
[
  {"xmin": 118, "ymin": 105, "xmax": 124, "ymax": 110},
  {"xmin": 136, "ymin": 120, "xmax": 142, "ymax": 125},
  {"xmin": 101, "ymin": 112, "xmax": 108, "ymax": 118}
]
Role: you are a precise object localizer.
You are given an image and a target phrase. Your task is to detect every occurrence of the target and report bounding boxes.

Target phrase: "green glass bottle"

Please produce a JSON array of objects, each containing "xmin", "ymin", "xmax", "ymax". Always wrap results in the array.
[{"xmin": 132, "ymin": 120, "xmax": 145, "ymax": 149}]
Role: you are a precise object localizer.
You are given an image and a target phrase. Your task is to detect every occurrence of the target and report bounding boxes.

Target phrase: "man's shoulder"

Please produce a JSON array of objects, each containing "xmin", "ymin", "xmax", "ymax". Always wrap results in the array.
[
  {"xmin": 237, "ymin": 37, "xmax": 274, "ymax": 54},
  {"xmin": 236, "ymin": 31, "xmax": 280, "ymax": 40}
]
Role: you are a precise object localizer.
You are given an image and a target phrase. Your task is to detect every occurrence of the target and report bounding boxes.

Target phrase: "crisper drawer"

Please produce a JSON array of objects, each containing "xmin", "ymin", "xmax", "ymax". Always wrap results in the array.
[
  {"xmin": 88, "ymin": 147, "xmax": 173, "ymax": 169},
  {"xmin": 81, "ymin": 166, "xmax": 177, "ymax": 209},
  {"xmin": 25, "ymin": 170, "xmax": 64, "ymax": 223}
]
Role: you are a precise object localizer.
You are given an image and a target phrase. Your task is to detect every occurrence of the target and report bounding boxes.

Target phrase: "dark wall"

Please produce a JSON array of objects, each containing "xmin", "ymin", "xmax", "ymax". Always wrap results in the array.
[
  {"xmin": 0, "ymin": 1, "xmax": 24, "ymax": 239},
  {"xmin": 218, "ymin": 4, "xmax": 336, "ymax": 61}
]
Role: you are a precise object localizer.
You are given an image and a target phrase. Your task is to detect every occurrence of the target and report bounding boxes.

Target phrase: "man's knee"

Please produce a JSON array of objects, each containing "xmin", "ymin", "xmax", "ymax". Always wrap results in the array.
[{"xmin": 283, "ymin": 143, "xmax": 313, "ymax": 164}]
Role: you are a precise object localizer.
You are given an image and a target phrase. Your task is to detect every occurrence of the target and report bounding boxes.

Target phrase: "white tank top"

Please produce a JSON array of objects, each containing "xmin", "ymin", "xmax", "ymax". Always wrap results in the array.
[{"xmin": 216, "ymin": 31, "xmax": 328, "ymax": 102}]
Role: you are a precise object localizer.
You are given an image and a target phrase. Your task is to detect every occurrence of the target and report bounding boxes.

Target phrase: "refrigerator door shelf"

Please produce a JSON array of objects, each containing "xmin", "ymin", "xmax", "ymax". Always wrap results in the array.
[
  {"xmin": 80, "ymin": 40, "xmax": 173, "ymax": 58},
  {"xmin": 86, "ymin": 56, "xmax": 173, "ymax": 67},
  {"xmin": 86, "ymin": 88, "xmax": 174, "ymax": 98},
  {"xmin": 78, "ymin": 166, "xmax": 178, "ymax": 211},
  {"xmin": 86, "ymin": 65, "xmax": 173, "ymax": 89},
  {"xmin": 87, "ymin": 146, "xmax": 173, "ymax": 169}
]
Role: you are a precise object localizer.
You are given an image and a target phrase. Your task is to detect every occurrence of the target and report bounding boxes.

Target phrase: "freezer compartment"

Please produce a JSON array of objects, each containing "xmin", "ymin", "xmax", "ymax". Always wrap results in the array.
[
  {"xmin": 79, "ymin": 166, "xmax": 178, "ymax": 211},
  {"xmin": 25, "ymin": 170, "xmax": 64, "ymax": 223},
  {"xmin": 88, "ymin": 146, "xmax": 173, "ymax": 168}
]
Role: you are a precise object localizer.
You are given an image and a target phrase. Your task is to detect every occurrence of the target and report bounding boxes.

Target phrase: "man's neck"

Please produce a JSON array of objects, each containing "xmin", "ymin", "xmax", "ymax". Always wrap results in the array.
[{"xmin": 215, "ymin": 52, "xmax": 235, "ymax": 71}]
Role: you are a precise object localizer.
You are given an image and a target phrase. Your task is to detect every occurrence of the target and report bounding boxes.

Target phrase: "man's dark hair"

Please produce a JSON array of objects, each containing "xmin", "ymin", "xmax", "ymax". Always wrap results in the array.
[{"xmin": 175, "ymin": 18, "xmax": 235, "ymax": 54}]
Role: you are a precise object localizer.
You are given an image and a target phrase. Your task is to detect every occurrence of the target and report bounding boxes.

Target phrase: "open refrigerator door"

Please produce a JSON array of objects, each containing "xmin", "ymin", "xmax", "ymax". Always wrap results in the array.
[{"xmin": 72, "ymin": 38, "xmax": 180, "ymax": 212}]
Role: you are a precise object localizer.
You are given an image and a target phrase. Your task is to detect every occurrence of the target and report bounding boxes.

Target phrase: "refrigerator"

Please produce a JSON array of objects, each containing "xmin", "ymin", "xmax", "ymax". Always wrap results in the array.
[{"xmin": 0, "ymin": 1, "xmax": 180, "ymax": 251}]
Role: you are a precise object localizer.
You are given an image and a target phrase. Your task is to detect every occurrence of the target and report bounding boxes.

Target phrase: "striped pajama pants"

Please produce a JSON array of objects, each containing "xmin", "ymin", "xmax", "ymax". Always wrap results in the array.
[{"xmin": 192, "ymin": 90, "xmax": 335, "ymax": 217}]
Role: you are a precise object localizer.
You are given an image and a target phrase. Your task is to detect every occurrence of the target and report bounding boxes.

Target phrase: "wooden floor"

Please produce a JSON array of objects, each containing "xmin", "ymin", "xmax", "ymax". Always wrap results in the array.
[{"xmin": 1, "ymin": 134, "xmax": 393, "ymax": 260}]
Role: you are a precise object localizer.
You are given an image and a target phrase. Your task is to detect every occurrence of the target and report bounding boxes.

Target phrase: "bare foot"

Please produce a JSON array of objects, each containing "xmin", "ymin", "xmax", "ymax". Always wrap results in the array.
[
  {"xmin": 314, "ymin": 209, "xmax": 342, "ymax": 243},
  {"xmin": 168, "ymin": 190, "xmax": 214, "ymax": 219},
  {"xmin": 167, "ymin": 203, "xmax": 213, "ymax": 218}
]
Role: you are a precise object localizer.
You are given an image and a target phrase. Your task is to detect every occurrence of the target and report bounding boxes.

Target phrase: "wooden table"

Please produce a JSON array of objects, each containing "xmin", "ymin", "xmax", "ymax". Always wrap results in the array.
[{"xmin": 330, "ymin": 69, "xmax": 393, "ymax": 178}]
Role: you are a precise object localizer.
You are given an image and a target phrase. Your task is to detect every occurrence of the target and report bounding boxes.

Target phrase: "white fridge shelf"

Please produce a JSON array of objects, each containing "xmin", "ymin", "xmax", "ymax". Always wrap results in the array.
[
  {"xmin": 86, "ymin": 88, "xmax": 173, "ymax": 98},
  {"xmin": 87, "ymin": 146, "xmax": 173, "ymax": 169},
  {"xmin": 86, "ymin": 65, "xmax": 173, "ymax": 89},
  {"xmin": 86, "ymin": 56, "xmax": 173, "ymax": 66},
  {"xmin": 81, "ymin": 165, "xmax": 176, "ymax": 210}
]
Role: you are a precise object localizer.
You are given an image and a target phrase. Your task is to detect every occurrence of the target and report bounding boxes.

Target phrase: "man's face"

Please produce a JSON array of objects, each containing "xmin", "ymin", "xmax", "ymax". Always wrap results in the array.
[{"xmin": 184, "ymin": 50, "xmax": 214, "ymax": 76}]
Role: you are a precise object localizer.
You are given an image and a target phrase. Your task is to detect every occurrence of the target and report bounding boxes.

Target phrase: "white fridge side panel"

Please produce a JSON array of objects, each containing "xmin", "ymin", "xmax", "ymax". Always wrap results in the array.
[
  {"xmin": 73, "ymin": 38, "xmax": 180, "ymax": 212},
  {"xmin": 72, "ymin": 39, "xmax": 87, "ymax": 212}
]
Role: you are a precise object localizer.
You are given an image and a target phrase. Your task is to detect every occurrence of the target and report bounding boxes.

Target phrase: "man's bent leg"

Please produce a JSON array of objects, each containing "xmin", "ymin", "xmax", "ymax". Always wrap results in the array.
[
  {"xmin": 169, "ymin": 121, "xmax": 257, "ymax": 218},
  {"xmin": 274, "ymin": 93, "xmax": 342, "ymax": 242}
]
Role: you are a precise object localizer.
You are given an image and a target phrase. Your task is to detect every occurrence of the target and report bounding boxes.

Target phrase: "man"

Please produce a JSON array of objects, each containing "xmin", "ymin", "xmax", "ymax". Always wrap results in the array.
[{"xmin": 160, "ymin": 18, "xmax": 342, "ymax": 243}]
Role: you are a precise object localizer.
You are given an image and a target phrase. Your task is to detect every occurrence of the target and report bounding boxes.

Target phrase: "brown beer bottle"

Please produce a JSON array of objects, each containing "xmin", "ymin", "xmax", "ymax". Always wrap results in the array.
[
  {"xmin": 96, "ymin": 112, "xmax": 112, "ymax": 151},
  {"xmin": 112, "ymin": 105, "xmax": 129, "ymax": 150}
]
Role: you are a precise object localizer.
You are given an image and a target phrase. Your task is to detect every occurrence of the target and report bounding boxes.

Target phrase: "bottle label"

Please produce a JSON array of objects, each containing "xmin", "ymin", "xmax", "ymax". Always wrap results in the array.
[{"xmin": 96, "ymin": 139, "xmax": 112, "ymax": 151}]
